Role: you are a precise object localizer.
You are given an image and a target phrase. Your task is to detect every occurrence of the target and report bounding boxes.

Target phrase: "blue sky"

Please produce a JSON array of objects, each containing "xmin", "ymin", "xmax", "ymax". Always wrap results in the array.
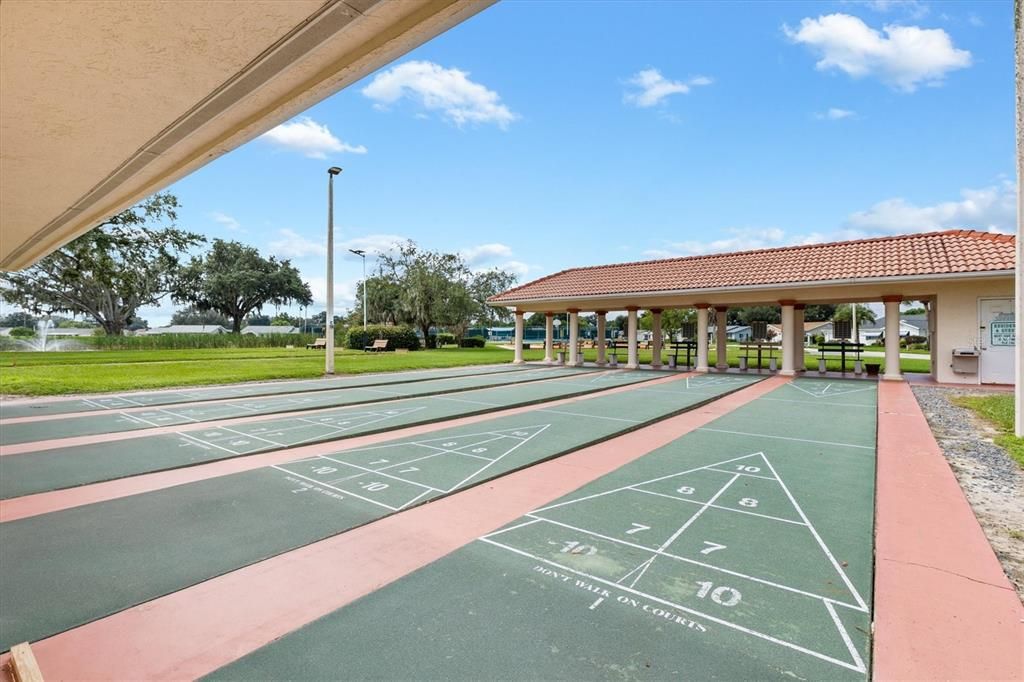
[{"xmin": 140, "ymin": 0, "xmax": 1013, "ymax": 325}]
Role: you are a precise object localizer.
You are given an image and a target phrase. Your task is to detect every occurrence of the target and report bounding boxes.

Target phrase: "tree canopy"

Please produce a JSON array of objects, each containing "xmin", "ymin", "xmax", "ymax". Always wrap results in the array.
[
  {"xmin": 173, "ymin": 239, "xmax": 312, "ymax": 333},
  {"xmin": 0, "ymin": 193, "xmax": 202, "ymax": 335},
  {"xmin": 833, "ymin": 303, "xmax": 877, "ymax": 324}
]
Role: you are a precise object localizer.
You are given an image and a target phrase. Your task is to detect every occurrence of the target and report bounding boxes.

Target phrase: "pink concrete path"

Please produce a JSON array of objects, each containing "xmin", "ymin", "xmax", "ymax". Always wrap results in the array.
[
  {"xmin": 874, "ymin": 380, "xmax": 1024, "ymax": 680},
  {"xmin": 0, "ymin": 371, "xmax": 694, "ymax": 521},
  {"xmin": 0, "ymin": 377, "xmax": 789, "ymax": 681}
]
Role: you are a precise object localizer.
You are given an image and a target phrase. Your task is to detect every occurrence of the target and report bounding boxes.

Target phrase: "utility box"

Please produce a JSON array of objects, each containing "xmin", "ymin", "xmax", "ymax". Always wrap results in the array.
[{"xmin": 951, "ymin": 348, "xmax": 980, "ymax": 375}]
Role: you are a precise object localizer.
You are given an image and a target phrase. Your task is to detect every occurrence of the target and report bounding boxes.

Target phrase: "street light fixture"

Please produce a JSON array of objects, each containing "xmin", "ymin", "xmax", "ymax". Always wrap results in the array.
[
  {"xmin": 325, "ymin": 166, "xmax": 342, "ymax": 375},
  {"xmin": 349, "ymin": 248, "xmax": 367, "ymax": 329}
]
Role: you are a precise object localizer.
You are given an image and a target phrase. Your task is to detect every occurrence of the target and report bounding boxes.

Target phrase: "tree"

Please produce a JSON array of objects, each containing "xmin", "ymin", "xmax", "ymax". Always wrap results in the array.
[
  {"xmin": 0, "ymin": 193, "xmax": 202, "ymax": 335},
  {"xmin": 0, "ymin": 311, "xmax": 36, "ymax": 328},
  {"xmin": 804, "ymin": 304, "xmax": 837, "ymax": 322},
  {"xmin": 834, "ymin": 303, "xmax": 876, "ymax": 325},
  {"xmin": 270, "ymin": 313, "xmax": 296, "ymax": 326},
  {"xmin": 469, "ymin": 269, "xmax": 518, "ymax": 328},
  {"xmin": 736, "ymin": 306, "xmax": 781, "ymax": 325},
  {"xmin": 171, "ymin": 306, "xmax": 232, "ymax": 327},
  {"xmin": 174, "ymin": 239, "xmax": 312, "ymax": 333},
  {"xmin": 355, "ymin": 275, "xmax": 402, "ymax": 325}
]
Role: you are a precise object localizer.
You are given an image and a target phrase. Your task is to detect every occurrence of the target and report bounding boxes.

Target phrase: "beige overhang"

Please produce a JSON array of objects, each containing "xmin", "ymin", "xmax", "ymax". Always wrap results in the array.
[{"xmin": 0, "ymin": 0, "xmax": 493, "ymax": 271}]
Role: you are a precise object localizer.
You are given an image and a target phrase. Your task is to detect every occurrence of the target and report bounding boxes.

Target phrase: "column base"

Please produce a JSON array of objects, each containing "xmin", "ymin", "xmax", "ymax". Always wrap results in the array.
[
  {"xmin": 625, "ymin": 363, "xmax": 640, "ymax": 370},
  {"xmin": 882, "ymin": 373, "xmax": 904, "ymax": 381},
  {"xmin": 651, "ymin": 363, "xmax": 662, "ymax": 369},
  {"xmin": 543, "ymin": 358, "xmax": 554, "ymax": 365},
  {"xmin": 695, "ymin": 366, "xmax": 710, "ymax": 373},
  {"xmin": 715, "ymin": 365, "xmax": 729, "ymax": 371},
  {"xmin": 512, "ymin": 359, "xmax": 525, "ymax": 365},
  {"xmin": 779, "ymin": 369, "xmax": 796, "ymax": 376},
  {"xmin": 596, "ymin": 361, "xmax": 606, "ymax": 367}
]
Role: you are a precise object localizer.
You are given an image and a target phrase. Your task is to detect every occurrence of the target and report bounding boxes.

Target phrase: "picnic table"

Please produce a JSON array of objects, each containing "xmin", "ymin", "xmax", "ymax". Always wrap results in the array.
[
  {"xmin": 738, "ymin": 341, "xmax": 780, "ymax": 370},
  {"xmin": 667, "ymin": 340, "xmax": 697, "ymax": 368},
  {"xmin": 817, "ymin": 341, "xmax": 865, "ymax": 373}
]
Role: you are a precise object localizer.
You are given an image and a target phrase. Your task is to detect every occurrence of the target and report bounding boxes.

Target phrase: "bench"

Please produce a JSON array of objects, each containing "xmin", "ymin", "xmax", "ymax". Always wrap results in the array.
[
  {"xmin": 364, "ymin": 339, "xmax": 389, "ymax": 352},
  {"xmin": 738, "ymin": 342, "xmax": 780, "ymax": 370},
  {"xmin": 667, "ymin": 340, "xmax": 697, "ymax": 368},
  {"xmin": 306, "ymin": 337, "xmax": 327, "ymax": 350},
  {"xmin": 817, "ymin": 341, "xmax": 864, "ymax": 373}
]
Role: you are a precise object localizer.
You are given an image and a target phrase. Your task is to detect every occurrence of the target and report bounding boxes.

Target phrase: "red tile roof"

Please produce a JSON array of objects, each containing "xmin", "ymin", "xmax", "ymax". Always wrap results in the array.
[{"xmin": 490, "ymin": 230, "xmax": 1015, "ymax": 303}]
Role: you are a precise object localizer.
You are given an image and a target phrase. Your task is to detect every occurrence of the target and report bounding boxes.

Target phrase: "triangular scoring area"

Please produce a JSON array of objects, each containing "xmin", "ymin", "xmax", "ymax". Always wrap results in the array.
[{"xmin": 787, "ymin": 382, "xmax": 875, "ymax": 398}]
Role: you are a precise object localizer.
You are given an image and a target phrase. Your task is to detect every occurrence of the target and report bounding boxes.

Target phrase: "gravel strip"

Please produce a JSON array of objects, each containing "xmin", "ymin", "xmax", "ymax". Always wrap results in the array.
[{"xmin": 911, "ymin": 386, "xmax": 1024, "ymax": 600}]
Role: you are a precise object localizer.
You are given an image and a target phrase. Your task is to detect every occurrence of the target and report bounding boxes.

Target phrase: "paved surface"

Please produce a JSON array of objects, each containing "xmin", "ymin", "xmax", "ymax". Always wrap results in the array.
[
  {"xmin": 0, "ymin": 374, "xmax": 760, "ymax": 651},
  {"xmin": 0, "ymin": 366, "xmax": 592, "ymax": 445},
  {"xmin": 0, "ymin": 364, "xmax": 529, "ymax": 419},
  {"xmin": 208, "ymin": 378, "xmax": 876, "ymax": 680},
  {"xmin": 0, "ymin": 370, "xmax": 662, "ymax": 499}
]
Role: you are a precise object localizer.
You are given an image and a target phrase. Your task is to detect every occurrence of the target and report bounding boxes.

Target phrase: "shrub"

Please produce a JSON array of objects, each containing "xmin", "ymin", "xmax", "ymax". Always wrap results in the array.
[
  {"xmin": 82, "ymin": 332, "xmax": 317, "ymax": 350},
  {"xmin": 436, "ymin": 333, "xmax": 456, "ymax": 347},
  {"xmin": 9, "ymin": 327, "xmax": 36, "ymax": 338},
  {"xmin": 345, "ymin": 325, "xmax": 421, "ymax": 351},
  {"xmin": 903, "ymin": 335, "xmax": 927, "ymax": 346},
  {"xmin": 459, "ymin": 337, "xmax": 485, "ymax": 348}
]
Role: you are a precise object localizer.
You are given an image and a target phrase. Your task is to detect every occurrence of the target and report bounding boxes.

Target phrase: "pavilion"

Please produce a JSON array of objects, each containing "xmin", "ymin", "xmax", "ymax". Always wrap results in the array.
[{"xmin": 489, "ymin": 229, "xmax": 1016, "ymax": 385}]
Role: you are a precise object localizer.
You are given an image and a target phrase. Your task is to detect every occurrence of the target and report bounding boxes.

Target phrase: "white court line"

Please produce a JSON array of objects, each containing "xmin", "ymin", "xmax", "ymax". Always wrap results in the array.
[
  {"xmin": 412, "ymin": 434, "xmax": 512, "ymax": 461},
  {"xmin": 787, "ymin": 383, "xmax": 876, "ymax": 399},
  {"xmin": 220, "ymin": 402, "xmax": 260, "ymax": 412},
  {"xmin": 514, "ymin": 515, "xmax": 864, "ymax": 611},
  {"xmin": 117, "ymin": 412, "xmax": 165, "ymax": 428},
  {"xmin": 444, "ymin": 424, "xmax": 551, "ymax": 493},
  {"xmin": 396, "ymin": 489, "xmax": 433, "ymax": 511},
  {"xmin": 760, "ymin": 398, "xmax": 875, "ymax": 408},
  {"xmin": 760, "ymin": 455, "xmax": 869, "ymax": 612},
  {"xmin": 270, "ymin": 465, "xmax": 399, "ymax": 511},
  {"xmin": 536, "ymin": 409, "xmax": 641, "ymax": 424},
  {"xmin": 146, "ymin": 407, "xmax": 202, "ymax": 424},
  {"xmin": 620, "ymin": 474, "xmax": 740, "ymax": 589},
  {"xmin": 697, "ymin": 428, "xmax": 873, "ymax": 450},
  {"xmin": 216, "ymin": 426, "xmax": 282, "ymax": 448},
  {"xmin": 533, "ymin": 453, "xmax": 764, "ymax": 514},
  {"xmin": 316, "ymin": 456, "xmax": 442, "ymax": 492},
  {"xmin": 825, "ymin": 600, "xmax": 868, "ymax": 673},
  {"xmin": 627, "ymin": 487, "xmax": 807, "ymax": 526},
  {"xmin": 81, "ymin": 398, "xmax": 112, "ymax": 410},
  {"xmin": 433, "ymin": 396, "xmax": 502, "ymax": 407},
  {"xmin": 478, "ymin": 538, "xmax": 865, "ymax": 673},
  {"xmin": 704, "ymin": 467, "xmax": 775, "ymax": 481},
  {"xmin": 178, "ymin": 431, "xmax": 245, "ymax": 456}
]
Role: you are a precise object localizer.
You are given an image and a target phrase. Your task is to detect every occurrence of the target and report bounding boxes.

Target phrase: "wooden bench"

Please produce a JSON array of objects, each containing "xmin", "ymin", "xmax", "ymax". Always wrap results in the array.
[
  {"xmin": 668, "ymin": 340, "xmax": 697, "ymax": 368},
  {"xmin": 364, "ymin": 339, "xmax": 389, "ymax": 352},
  {"xmin": 738, "ymin": 342, "xmax": 780, "ymax": 370},
  {"xmin": 817, "ymin": 341, "xmax": 864, "ymax": 373},
  {"xmin": 306, "ymin": 337, "xmax": 327, "ymax": 350}
]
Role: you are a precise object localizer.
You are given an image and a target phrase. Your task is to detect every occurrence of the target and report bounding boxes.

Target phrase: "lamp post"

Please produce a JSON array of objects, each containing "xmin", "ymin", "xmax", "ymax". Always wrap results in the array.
[
  {"xmin": 326, "ymin": 166, "xmax": 342, "ymax": 375},
  {"xmin": 349, "ymin": 248, "xmax": 367, "ymax": 329}
]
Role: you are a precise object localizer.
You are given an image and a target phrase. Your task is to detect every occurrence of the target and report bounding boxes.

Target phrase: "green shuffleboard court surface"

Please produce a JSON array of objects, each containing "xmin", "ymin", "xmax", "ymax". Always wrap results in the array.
[
  {"xmin": 0, "ymin": 364, "xmax": 530, "ymax": 419},
  {"xmin": 208, "ymin": 378, "xmax": 876, "ymax": 681},
  {"xmin": 0, "ymin": 366, "xmax": 599, "ymax": 445},
  {"xmin": 1, "ymin": 369, "xmax": 666, "ymax": 499},
  {"xmin": 0, "ymin": 374, "xmax": 762, "ymax": 652}
]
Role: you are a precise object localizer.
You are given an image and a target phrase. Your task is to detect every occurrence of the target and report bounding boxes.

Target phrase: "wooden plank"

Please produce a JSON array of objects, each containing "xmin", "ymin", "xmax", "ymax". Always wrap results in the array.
[{"xmin": 9, "ymin": 643, "xmax": 43, "ymax": 682}]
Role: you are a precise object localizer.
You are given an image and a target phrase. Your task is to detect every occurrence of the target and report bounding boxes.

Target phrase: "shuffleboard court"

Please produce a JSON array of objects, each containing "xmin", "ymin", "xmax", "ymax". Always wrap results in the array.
[
  {"xmin": 0, "ymin": 366, "xmax": 598, "ymax": 446},
  {"xmin": 0, "ymin": 369, "xmax": 670, "ymax": 499},
  {"xmin": 206, "ymin": 378, "xmax": 876, "ymax": 681},
  {"xmin": 0, "ymin": 364, "xmax": 531, "ymax": 419},
  {"xmin": 0, "ymin": 374, "xmax": 761, "ymax": 651}
]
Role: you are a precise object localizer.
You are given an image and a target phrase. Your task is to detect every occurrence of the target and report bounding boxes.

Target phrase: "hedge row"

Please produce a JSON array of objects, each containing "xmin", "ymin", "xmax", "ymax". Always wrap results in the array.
[{"xmin": 345, "ymin": 325, "xmax": 421, "ymax": 351}]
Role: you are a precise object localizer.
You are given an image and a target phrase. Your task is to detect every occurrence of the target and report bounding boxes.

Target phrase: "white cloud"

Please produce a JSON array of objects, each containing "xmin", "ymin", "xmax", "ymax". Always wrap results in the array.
[
  {"xmin": 306, "ymin": 275, "xmax": 358, "ymax": 310},
  {"xmin": 784, "ymin": 13, "xmax": 971, "ymax": 91},
  {"xmin": 210, "ymin": 211, "xmax": 242, "ymax": 231},
  {"xmin": 459, "ymin": 242, "xmax": 513, "ymax": 266},
  {"xmin": 623, "ymin": 69, "xmax": 713, "ymax": 108},
  {"xmin": 260, "ymin": 117, "xmax": 367, "ymax": 158},
  {"xmin": 816, "ymin": 107, "xmax": 856, "ymax": 120},
  {"xmin": 642, "ymin": 227, "xmax": 801, "ymax": 258},
  {"xmin": 967, "ymin": 14, "xmax": 984, "ymax": 27},
  {"xmin": 845, "ymin": 181, "xmax": 1017, "ymax": 234},
  {"xmin": 361, "ymin": 61, "xmax": 519, "ymax": 129},
  {"xmin": 268, "ymin": 228, "xmax": 326, "ymax": 259}
]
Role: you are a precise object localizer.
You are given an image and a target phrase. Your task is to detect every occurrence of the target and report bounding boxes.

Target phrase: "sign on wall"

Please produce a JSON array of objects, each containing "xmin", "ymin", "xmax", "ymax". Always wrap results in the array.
[{"xmin": 990, "ymin": 313, "xmax": 1015, "ymax": 347}]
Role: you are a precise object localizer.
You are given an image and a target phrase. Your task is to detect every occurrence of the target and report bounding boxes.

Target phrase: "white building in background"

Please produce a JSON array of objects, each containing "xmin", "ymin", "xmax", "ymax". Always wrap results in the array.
[
  {"xmin": 241, "ymin": 325, "xmax": 301, "ymax": 335},
  {"xmin": 143, "ymin": 325, "xmax": 228, "ymax": 335}
]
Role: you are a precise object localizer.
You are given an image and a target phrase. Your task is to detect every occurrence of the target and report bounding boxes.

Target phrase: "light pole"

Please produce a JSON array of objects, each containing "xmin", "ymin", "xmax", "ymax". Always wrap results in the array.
[
  {"xmin": 326, "ymin": 166, "xmax": 342, "ymax": 375},
  {"xmin": 349, "ymin": 248, "xmax": 367, "ymax": 329}
]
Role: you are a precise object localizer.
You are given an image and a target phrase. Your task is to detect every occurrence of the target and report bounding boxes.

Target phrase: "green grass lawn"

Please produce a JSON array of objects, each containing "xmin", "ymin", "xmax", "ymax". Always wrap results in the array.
[
  {"xmin": 0, "ymin": 346, "xmax": 516, "ymax": 396},
  {"xmin": 952, "ymin": 394, "xmax": 1024, "ymax": 469},
  {"xmin": 0, "ymin": 343, "xmax": 932, "ymax": 397}
]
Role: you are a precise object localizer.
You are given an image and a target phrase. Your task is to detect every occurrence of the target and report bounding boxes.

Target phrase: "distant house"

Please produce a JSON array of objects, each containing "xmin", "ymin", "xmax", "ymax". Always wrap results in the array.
[
  {"xmin": 143, "ymin": 325, "xmax": 228, "ymax": 335},
  {"xmin": 241, "ymin": 325, "xmax": 300, "ymax": 335},
  {"xmin": 857, "ymin": 316, "xmax": 929, "ymax": 344},
  {"xmin": 804, "ymin": 320, "xmax": 834, "ymax": 343}
]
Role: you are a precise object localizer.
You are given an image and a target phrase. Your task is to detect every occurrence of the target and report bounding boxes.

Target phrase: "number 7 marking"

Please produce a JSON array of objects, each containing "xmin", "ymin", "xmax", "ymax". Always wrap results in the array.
[
  {"xmin": 700, "ymin": 541, "xmax": 726, "ymax": 555},
  {"xmin": 626, "ymin": 523, "xmax": 651, "ymax": 535}
]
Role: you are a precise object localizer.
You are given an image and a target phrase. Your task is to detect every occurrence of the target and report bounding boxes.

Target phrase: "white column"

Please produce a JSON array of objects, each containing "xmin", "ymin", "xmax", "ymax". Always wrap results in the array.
[
  {"xmin": 883, "ymin": 297, "xmax": 903, "ymax": 381},
  {"xmin": 513, "ymin": 311, "xmax": 525, "ymax": 364},
  {"xmin": 567, "ymin": 310, "xmax": 580, "ymax": 366},
  {"xmin": 696, "ymin": 306, "xmax": 710, "ymax": 372},
  {"xmin": 544, "ymin": 313, "xmax": 554, "ymax": 364},
  {"xmin": 715, "ymin": 306, "xmax": 728, "ymax": 370},
  {"xmin": 651, "ymin": 309, "xmax": 663, "ymax": 368},
  {"xmin": 780, "ymin": 302, "xmax": 795, "ymax": 376},
  {"xmin": 851, "ymin": 303, "xmax": 859, "ymax": 343},
  {"xmin": 793, "ymin": 305, "xmax": 806, "ymax": 373},
  {"xmin": 626, "ymin": 308, "xmax": 639, "ymax": 369},
  {"xmin": 596, "ymin": 312, "xmax": 607, "ymax": 366}
]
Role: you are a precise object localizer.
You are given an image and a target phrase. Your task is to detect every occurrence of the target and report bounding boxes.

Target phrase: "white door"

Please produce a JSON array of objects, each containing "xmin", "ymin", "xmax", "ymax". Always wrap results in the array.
[{"xmin": 979, "ymin": 298, "xmax": 1015, "ymax": 384}]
